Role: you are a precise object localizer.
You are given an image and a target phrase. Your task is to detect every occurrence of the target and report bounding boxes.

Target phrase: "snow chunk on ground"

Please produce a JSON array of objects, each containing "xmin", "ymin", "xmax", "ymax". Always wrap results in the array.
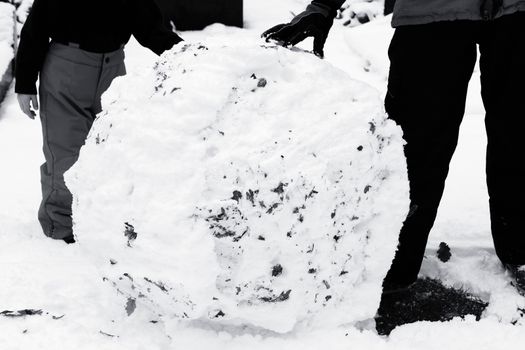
[
  {"xmin": 339, "ymin": 0, "xmax": 384, "ymax": 27},
  {"xmin": 66, "ymin": 31, "xmax": 409, "ymax": 333}
]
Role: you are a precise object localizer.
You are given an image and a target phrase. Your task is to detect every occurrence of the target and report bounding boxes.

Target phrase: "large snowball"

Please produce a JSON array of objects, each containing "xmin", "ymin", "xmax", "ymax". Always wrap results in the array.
[{"xmin": 66, "ymin": 33, "xmax": 409, "ymax": 333}]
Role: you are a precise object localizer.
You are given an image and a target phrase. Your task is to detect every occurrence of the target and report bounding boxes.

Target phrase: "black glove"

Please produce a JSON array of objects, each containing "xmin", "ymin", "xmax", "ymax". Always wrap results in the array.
[{"xmin": 261, "ymin": 3, "xmax": 337, "ymax": 58}]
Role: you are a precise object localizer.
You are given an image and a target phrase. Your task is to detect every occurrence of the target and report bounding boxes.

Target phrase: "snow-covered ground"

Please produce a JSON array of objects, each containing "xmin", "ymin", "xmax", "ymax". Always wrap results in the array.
[{"xmin": 1, "ymin": 0, "xmax": 524, "ymax": 349}]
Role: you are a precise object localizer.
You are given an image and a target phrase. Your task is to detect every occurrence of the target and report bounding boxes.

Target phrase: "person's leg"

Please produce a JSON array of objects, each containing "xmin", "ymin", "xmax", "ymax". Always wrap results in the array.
[
  {"xmin": 479, "ymin": 12, "xmax": 525, "ymax": 266},
  {"xmin": 38, "ymin": 43, "xmax": 126, "ymax": 241},
  {"xmin": 383, "ymin": 22, "xmax": 478, "ymax": 288},
  {"xmin": 38, "ymin": 48, "xmax": 99, "ymax": 240}
]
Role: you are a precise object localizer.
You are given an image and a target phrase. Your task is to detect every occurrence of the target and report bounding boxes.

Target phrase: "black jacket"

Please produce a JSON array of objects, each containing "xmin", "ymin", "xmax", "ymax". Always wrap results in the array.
[
  {"xmin": 312, "ymin": 0, "xmax": 346, "ymax": 16},
  {"xmin": 15, "ymin": 0, "xmax": 183, "ymax": 94}
]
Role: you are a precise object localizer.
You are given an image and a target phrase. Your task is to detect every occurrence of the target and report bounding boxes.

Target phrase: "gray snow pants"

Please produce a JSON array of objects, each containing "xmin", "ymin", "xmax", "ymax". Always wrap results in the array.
[{"xmin": 38, "ymin": 42, "xmax": 126, "ymax": 240}]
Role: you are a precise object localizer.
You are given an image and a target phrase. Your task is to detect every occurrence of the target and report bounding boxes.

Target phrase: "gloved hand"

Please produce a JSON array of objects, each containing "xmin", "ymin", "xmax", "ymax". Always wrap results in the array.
[{"xmin": 262, "ymin": 3, "xmax": 337, "ymax": 58}]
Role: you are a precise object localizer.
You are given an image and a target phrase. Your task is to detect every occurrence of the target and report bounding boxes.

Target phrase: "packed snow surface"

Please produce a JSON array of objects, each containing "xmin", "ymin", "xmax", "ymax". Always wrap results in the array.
[
  {"xmin": 4, "ymin": 0, "xmax": 523, "ymax": 348},
  {"xmin": 0, "ymin": 2, "xmax": 14, "ymax": 80},
  {"xmin": 66, "ymin": 31, "xmax": 409, "ymax": 333}
]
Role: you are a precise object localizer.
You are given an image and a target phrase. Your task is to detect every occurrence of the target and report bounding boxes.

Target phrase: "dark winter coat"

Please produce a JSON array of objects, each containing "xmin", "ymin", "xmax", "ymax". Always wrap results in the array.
[
  {"xmin": 315, "ymin": 0, "xmax": 525, "ymax": 26},
  {"xmin": 392, "ymin": 0, "xmax": 525, "ymax": 26},
  {"xmin": 15, "ymin": 0, "xmax": 182, "ymax": 95}
]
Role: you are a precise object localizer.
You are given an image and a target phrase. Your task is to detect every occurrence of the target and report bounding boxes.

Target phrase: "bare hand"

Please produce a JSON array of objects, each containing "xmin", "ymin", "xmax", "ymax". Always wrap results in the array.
[{"xmin": 17, "ymin": 94, "xmax": 39, "ymax": 119}]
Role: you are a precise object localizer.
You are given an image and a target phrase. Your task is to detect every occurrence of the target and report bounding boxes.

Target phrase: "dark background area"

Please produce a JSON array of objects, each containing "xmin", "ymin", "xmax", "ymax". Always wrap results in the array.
[{"xmin": 154, "ymin": 0, "xmax": 244, "ymax": 30}]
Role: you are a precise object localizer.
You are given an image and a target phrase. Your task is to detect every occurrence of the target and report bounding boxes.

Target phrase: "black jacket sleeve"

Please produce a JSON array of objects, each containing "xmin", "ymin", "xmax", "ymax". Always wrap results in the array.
[
  {"xmin": 130, "ymin": 0, "xmax": 183, "ymax": 56},
  {"xmin": 15, "ymin": 0, "xmax": 50, "ymax": 95},
  {"xmin": 310, "ymin": 0, "xmax": 346, "ymax": 17}
]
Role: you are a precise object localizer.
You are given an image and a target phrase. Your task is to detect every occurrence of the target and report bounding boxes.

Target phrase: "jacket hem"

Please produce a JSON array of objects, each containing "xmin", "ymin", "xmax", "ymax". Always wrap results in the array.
[
  {"xmin": 391, "ymin": 5, "xmax": 525, "ymax": 27},
  {"xmin": 392, "ymin": 12, "xmax": 484, "ymax": 27}
]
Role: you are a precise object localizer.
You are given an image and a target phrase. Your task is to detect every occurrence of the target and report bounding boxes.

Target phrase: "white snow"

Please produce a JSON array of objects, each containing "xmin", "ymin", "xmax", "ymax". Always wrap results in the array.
[
  {"xmin": 0, "ymin": 2, "xmax": 15, "ymax": 80},
  {"xmin": 1, "ymin": 0, "xmax": 524, "ymax": 348},
  {"xmin": 66, "ymin": 29, "xmax": 409, "ymax": 333},
  {"xmin": 14, "ymin": 0, "xmax": 33, "ymax": 26}
]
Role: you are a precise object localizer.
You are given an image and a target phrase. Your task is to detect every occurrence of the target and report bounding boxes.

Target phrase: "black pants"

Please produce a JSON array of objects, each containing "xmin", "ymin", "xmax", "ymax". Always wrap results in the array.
[{"xmin": 384, "ymin": 12, "xmax": 525, "ymax": 287}]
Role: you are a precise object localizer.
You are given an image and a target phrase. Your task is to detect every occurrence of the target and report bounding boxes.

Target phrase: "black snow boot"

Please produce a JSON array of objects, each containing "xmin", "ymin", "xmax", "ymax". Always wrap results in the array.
[
  {"xmin": 63, "ymin": 235, "xmax": 76, "ymax": 244},
  {"xmin": 504, "ymin": 264, "xmax": 525, "ymax": 295}
]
